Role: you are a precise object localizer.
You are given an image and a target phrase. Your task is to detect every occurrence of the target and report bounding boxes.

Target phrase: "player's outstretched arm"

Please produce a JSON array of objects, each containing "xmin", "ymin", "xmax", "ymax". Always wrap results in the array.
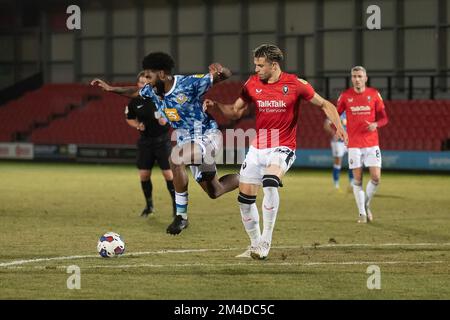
[
  {"xmin": 203, "ymin": 97, "xmax": 247, "ymax": 120},
  {"xmin": 208, "ymin": 63, "xmax": 232, "ymax": 84},
  {"xmin": 310, "ymin": 93, "xmax": 348, "ymax": 144},
  {"xmin": 90, "ymin": 78, "xmax": 140, "ymax": 98}
]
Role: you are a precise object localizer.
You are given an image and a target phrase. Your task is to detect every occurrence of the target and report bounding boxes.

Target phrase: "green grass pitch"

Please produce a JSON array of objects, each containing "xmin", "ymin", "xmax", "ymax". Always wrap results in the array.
[{"xmin": 0, "ymin": 161, "xmax": 449, "ymax": 299}]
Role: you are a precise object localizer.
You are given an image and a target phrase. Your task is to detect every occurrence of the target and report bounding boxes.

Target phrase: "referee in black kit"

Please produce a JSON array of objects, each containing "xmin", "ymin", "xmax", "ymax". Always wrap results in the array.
[{"xmin": 125, "ymin": 71, "xmax": 176, "ymax": 217}]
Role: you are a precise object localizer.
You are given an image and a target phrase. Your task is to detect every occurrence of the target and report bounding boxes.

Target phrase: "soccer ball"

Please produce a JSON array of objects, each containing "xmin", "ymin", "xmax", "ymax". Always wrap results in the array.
[{"xmin": 97, "ymin": 232, "xmax": 125, "ymax": 258}]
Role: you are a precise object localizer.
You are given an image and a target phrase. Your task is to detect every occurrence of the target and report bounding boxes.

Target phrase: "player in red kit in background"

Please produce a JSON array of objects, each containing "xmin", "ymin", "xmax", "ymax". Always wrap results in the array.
[
  {"xmin": 337, "ymin": 66, "xmax": 388, "ymax": 223},
  {"xmin": 204, "ymin": 44, "xmax": 347, "ymax": 260}
]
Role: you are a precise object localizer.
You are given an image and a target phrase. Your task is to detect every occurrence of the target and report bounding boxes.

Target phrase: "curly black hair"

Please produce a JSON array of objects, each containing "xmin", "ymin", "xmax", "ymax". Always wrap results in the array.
[{"xmin": 142, "ymin": 52, "xmax": 175, "ymax": 73}]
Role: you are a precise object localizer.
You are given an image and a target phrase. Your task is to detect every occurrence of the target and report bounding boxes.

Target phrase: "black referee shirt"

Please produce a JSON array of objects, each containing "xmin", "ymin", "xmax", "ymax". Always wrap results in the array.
[{"xmin": 125, "ymin": 97, "xmax": 170, "ymax": 139}]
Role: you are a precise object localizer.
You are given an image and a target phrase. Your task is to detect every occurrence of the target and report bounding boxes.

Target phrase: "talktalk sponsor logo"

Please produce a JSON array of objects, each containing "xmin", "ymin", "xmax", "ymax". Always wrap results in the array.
[
  {"xmin": 350, "ymin": 105, "xmax": 371, "ymax": 112},
  {"xmin": 257, "ymin": 100, "xmax": 287, "ymax": 108}
]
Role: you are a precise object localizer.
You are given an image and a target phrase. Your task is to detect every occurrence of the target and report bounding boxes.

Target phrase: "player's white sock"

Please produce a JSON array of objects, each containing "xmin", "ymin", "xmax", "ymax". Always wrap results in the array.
[
  {"xmin": 365, "ymin": 180, "xmax": 379, "ymax": 208},
  {"xmin": 352, "ymin": 180, "xmax": 366, "ymax": 216},
  {"xmin": 261, "ymin": 186, "xmax": 279, "ymax": 244},
  {"xmin": 238, "ymin": 193, "xmax": 260, "ymax": 247},
  {"xmin": 261, "ymin": 175, "xmax": 281, "ymax": 244},
  {"xmin": 175, "ymin": 191, "xmax": 188, "ymax": 219}
]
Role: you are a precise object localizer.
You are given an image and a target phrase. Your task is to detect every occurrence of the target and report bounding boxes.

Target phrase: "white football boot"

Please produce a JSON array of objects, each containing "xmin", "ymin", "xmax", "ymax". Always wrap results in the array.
[
  {"xmin": 358, "ymin": 213, "xmax": 368, "ymax": 224},
  {"xmin": 235, "ymin": 246, "xmax": 256, "ymax": 258},
  {"xmin": 250, "ymin": 241, "xmax": 271, "ymax": 260}
]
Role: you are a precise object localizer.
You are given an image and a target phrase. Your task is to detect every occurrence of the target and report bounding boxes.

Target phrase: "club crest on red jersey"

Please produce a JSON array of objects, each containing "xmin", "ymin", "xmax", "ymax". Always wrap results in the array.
[{"xmin": 282, "ymin": 85, "xmax": 289, "ymax": 95}]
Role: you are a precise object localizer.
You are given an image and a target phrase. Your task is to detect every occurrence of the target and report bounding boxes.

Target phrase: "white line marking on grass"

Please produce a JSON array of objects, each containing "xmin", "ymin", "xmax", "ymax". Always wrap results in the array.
[
  {"xmin": 4, "ymin": 260, "xmax": 447, "ymax": 270},
  {"xmin": 1, "ymin": 242, "xmax": 449, "ymax": 268},
  {"xmin": 280, "ymin": 242, "xmax": 450, "ymax": 249},
  {"xmin": 0, "ymin": 248, "xmax": 236, "ymax": 268},
  {"xmin": 0, "ymin": 254, "xmax": 97, "ymax": 268}
]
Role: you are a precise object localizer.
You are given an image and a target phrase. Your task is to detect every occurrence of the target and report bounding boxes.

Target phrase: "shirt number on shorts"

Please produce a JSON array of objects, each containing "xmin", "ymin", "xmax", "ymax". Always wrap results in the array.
[{"xmin": 275, "ymin": 147, "xmax": 295, "ymax": 167}]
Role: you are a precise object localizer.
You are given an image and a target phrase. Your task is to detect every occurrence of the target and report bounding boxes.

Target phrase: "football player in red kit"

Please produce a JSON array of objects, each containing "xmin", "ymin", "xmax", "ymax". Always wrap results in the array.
[
  {"xmin": 337, "ymin": 66, "xmax": 388, "ymax": 223},
  {"xmin": 204, "ymin": 44, "xmax": 347, "ymax": 260}
]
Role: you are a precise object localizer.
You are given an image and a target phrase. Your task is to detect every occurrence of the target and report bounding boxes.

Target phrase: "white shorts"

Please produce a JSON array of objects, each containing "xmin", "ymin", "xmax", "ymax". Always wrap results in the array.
[
  {"xmin": 348, "ymin": 146, "xmax": 382, "ymax": 169},
  {"xmin": 239, "ymin": 146, "xmax": 296, "ymax": 185},
  {"xmin": 177, "ymin": 129, "xmax": 222, "ymax": 182},
  {"xmin": 331, "ymin": 140, "xmax": 347, "ymax": 158}
]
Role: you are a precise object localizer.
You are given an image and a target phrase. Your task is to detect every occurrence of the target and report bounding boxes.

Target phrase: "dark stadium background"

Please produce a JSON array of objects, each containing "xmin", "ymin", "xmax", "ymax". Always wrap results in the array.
[
  {"xmin": 0, "ymin": 0, "xmax": 449, "ymax": 305},
  {"xmin": 0, "ymin": 0, "xmax": 449, "ymax": 170}
]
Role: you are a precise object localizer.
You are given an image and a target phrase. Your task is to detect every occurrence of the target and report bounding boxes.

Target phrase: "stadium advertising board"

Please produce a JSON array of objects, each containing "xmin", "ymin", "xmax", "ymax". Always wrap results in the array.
[
  {"xmin": 34, "ymin": 144, "xmax": 77, "ymax": 160},
  {"xmin": 0, "ymin": 143, "xmax": 34, "ymax": 160},
  {"xmin": 294, "ymin": 149, "xmax": 450, "ymax": 171}
]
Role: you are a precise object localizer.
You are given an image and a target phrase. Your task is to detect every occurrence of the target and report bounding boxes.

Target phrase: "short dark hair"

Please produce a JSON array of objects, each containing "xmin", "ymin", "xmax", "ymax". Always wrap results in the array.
[
  {"xmin": 253, "ymin": 44, "xmax": 284, "ymax": 63},
  {"xmin": 142, "ymin": 52, "xmax": 175, "ymax": 73}
]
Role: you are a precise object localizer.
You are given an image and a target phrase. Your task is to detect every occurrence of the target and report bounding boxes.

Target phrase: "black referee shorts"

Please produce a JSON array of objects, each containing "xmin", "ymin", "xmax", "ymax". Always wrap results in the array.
[{"xmin": 136, "ymin": 136, "xmax": 172, "ymax": 171}]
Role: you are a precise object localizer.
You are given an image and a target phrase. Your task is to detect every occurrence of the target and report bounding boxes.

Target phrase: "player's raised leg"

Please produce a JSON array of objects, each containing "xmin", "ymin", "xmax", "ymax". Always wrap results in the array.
[
  {"xmin": 198, "ymin": 173, "xmax": 240, "ymax": 199},
  {"xmin": 192, "ymin": 129, "xmax": 239, "ymax": 198}
]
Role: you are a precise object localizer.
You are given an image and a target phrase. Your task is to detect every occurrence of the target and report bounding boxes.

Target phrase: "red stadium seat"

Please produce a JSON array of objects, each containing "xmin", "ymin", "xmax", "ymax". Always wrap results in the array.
[{"xmin": 2, "ymin": 84, "xmax": 450, "ymax": 152}]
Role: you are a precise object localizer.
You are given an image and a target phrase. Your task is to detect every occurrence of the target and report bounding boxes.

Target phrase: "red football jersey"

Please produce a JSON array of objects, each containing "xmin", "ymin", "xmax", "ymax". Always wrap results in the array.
[
  {"xmin": 240, "ymin": 72, "xmax": 315, "ymax": 149},
  {"xmin": 337, "ymin": 87, "xmax": 386, "ymax": 148}
]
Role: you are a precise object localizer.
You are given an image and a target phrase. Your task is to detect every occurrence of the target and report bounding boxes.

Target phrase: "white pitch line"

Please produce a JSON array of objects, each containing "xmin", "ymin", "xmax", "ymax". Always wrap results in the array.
[
  {"xmin": 0, "ymin": 254, "xmax": 97, "ymax": 268},
  {"xmin": 291, "ymin": 242, "xmax": 450, "ymax": 249},
  {"xmin": 1, "ymin": 242, "xmax": 449, "ymax": 268},
  {"xmin": 4, "ymin": 260, "xmax": 447, "ymax": 270},
  {"xmin": 0, "ymin": 248, "xmax": 237, "ymax": 268}
]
